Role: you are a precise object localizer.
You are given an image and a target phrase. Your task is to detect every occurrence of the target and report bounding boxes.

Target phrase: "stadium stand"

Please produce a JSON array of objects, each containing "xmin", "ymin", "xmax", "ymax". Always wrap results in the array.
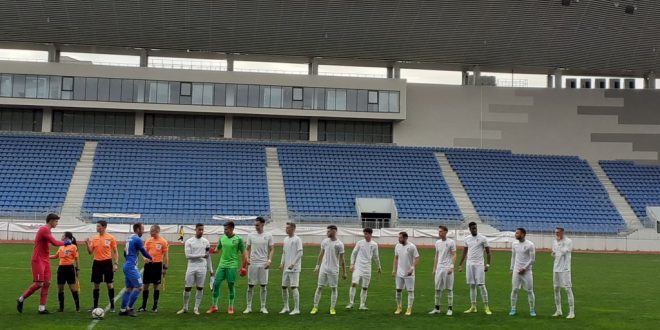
[
  {"xmin": 599, "ymin": 160, "xmax": 660, "ymax": 220},
  {"xmin": 82, "ymin": 139, "xmax": 270, "ymax": 224},
  {"xmin": 443, "ymin": 149, "xmax": 626, "ymax": 233},
  {"xmin": 278, "ymin": 144, "xmax": 463, "ymax": 224},
  {"xmin": 0, "ymin": 135, "xmax": 84, "ymax": 217}
]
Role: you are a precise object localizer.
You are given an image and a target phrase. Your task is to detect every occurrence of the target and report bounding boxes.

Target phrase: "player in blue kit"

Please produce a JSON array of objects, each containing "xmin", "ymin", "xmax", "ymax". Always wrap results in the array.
[{"xmin": 120, "ymin": 223, "xmax": 153, "ymax": 317}]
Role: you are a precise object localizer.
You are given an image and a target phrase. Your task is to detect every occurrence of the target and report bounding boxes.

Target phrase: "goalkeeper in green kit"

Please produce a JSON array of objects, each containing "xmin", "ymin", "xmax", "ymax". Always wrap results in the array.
[{"xmin": 207, "ymin": 221, "xmax": 248, "ymax": 314}]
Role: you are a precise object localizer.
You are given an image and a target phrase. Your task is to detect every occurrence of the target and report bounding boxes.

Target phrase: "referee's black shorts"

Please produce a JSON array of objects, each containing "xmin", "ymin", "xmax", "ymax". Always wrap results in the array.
[
  {"xmin": 57, "ymin": 265, "xmax": 77, "ymax": 285},
  {"xmin": 143, "ymin": 262, "xmax": 163, "ymax": 285},
  {"xmin": 91, "ymin": 259, "xmax": 114, "ymax": 284}
]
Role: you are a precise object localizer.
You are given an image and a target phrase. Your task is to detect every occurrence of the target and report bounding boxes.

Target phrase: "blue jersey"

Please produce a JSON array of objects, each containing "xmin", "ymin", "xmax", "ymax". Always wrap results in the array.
[{"xmin": 124, "ymin": 234, "xmax": 152, "ymax": 269}]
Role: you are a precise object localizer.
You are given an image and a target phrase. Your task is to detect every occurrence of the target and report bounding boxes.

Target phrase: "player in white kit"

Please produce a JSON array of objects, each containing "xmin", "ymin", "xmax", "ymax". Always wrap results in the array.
[
  {"xmin": 552, "ymin": 227, "xmax": 575, "ymax": 319},
  {"xmin": 311, "ymin": 225, "xmax": 346, "ymax": 315},
  {"xmin": 509, "ymin": 228, "xmax": 536, "ymax": 317},
  {"xmin": 429, "ymin": 225, "xmax": 456, "ymax": 316},
  {"xmin": 392, "ymin": 231, "xmax": 420, "ymax": 316},
  {"xmin": 279, "ymin": 222, "xmax": 303, "ymax": 316},
  {"xmin": 244, "ymin": 217, "xmax": 274, "ymax": 314},
  {"xmin": 346, "ymin": 227, "xmax": 381, "ymax": 310},
  {"xmin": 458, "ymin": 222, "xmax": 492, "ymax": 315},
  {"xmin": 178, "ymin": 224, "xmax": 214, "ymax": 315}
]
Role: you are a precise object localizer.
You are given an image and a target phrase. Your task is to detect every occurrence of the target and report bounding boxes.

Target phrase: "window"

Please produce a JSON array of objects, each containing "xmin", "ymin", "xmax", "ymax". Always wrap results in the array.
[
  {"xmin": 270, "ymin": 86, "xmax": 282, "ymax": 108},
  {"xmin": 169, "ymin": 81, "xmax": 180, "ymax": 104},
  {"xmin": 292, "ymin": 87, "xmax": 303, "ymax": 101},
  {"xmin": 180, "ymin": 82, "xmax": 192, "ymax": 96},
  {"xmin": 109, "ymin": 79, "xmax": 122, "ymax": 102},
  {"xmin": 213, "ymin": 84, "xmax": 226, "ymax": 106},
  {"xmin": 233, "ymin": 117, "xmax": 309, "ymax": 141},
  {"xmin": 202, "ymin": 84, "xmax": 213, "ymax": 105},
  {"xmin": 144, "ymin": 113, "xmax": 224, "ymax": 138},
  {"xmin": 0, "ymin": 74, "xmax": 12, "ymax": 97},
  {"xmin": 192, "ymin": 83, "xmax": 204, "ymax": 105},
  {"xmin": 236, "ymin": 84, "xmax": 248, "ymax": 107},
  {"xmin": 25, "ymin": 76, "xmax": 38, "ymax": 98},
  {"xmin": 326, "ymin": 89, "xmax": 336, "ymax": 110},
  {"xmin": 121, "ymin": 80, "xmax": 134, "ymax": 102},
  {"xmin": 85, "ymin": 78, "xmax": 98, "ymax": 101},
  {"xmin": 368, "ymin": 90, "xmax": 378, "ymax": 104},
  {"xmin": 225, "ymin": 84, "xmax": 236, "ymax": 106},
  {"xmin": 132, "ymin": 80, "xmax": 145, "ymax": 103},
  {"xmin": 51, "ymin": 110, "xmax": 134, "ymax": 135},
  {"xmin": 248, "ymin": 85, "xmax": 260, "ymax": 107},
  {"xmin": 49, "ymin": 76, "xmax": 62, "ymax": 99},
  {"xmin": 156, "ymin": 81, "xmax": 169, "ymax": 104},
  {"xmin": 0, "ymin": 108, "xmax": 42, "ymax": 132},
  {"xmin": 97, "ymin": 78, "xmax": 110, "ymax": 101},
  {"xmin": 12, "ymin": 75, "xmax": 25, "ymax": 98},
  {"xmin": 318, "ymin": 120, "xmax": 392, "ymax": 143},
  {"xmin": 73, "ymin": 77, "xmax": 86, "ymax": 100},
  {"xmin": 36, "ymin": 76, "xmax": 49, "ymax": 99}
]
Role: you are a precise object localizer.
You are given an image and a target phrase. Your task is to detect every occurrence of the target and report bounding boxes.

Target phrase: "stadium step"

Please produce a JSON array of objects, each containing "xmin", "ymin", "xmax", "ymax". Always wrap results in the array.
[
  {"xmin": 588, "ymin": 160, "xmax": 643, "ymax": 232},
  {"xmin": 59, "ymin": 141, "xmax": 97, "ymax": 224},
  {"xmin": 265, "ymin": 147, "xmax": 289, "ymax": 224}
]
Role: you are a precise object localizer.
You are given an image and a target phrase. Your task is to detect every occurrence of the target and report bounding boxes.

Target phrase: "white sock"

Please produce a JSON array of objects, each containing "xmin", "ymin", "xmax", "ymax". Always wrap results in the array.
[
  {"xmin": 435, "ymin": 290, "xmax": 441, "ymax": 307},
  {"xmin": 554, "ymin": 287, "xmax": 562, "ymax": 312},
  {"xmin": 511, "ymin": 288, "xmax": 519, "ymax": 309},
  {"xmin": 282, "ymin": 288, "xmax": 289, "ymax": 310},
  {"xmin": 395, "ymin": 291, "xmax": 402, "ymax": 307},
  {"xmin": 566, "ymin": 288, "xmax": 575, "ymax": 314},
  {"xmin": 183, "ymin": 291, "xmax": 191, "ymax": 310},
  {"xmin": 292, "ymin": 288, "xmax": 300, "ymax": 311},
  {"xmin": 407, "ymin": 291, "xmax": 414, "ymax": 309},
  {"xmin": 349, "ymin": 286, "xmax": 356, "ymax": 304},
  {"xmin": 330, "ymin": 287, "xmax": 338, "ymax": 309},
  {"xmin": 527, "ymin": 290, "xmax": 535, "ymax": 309},
  {"xmin": 447, "ymin": 290, "xmax": 453, "ymax": 308},
  {"xmin": 313, "ymin": 287, "xmax": 322, "ymax": 308},
  {"xmin": 18, "ymin": 296, "xmax": 24, "ymax": 302},
  {"xmin": 194, "ymin": 289, "xmax": 203, "ymax": 310},
  {"xmin": 360, "ymin": 288, "xmax": 367, "ymax": 307},
  {"xmin": 469, "ymin": 285, "xmax": 477, "ymax": 305},
  {"xmin": 260, "ymin": 286, "xmax": 267, "ymax": 309},
  {"xmin": 38, "ymin": 305, "xmax": 45, "ymax": 312},
  {"xmin": 246, "ymin": 286, "xmax": 254, "ymax": 309},
  {"xmin": 479, "ymin": 285, "xmax": 489, "ymax": 305}
]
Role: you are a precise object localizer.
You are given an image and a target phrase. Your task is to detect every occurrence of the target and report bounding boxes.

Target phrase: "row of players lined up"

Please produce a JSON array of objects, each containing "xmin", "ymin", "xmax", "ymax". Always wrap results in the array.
[{"xmin": 16, "ymin": 215, "xmax": 576, "ymax": 319}]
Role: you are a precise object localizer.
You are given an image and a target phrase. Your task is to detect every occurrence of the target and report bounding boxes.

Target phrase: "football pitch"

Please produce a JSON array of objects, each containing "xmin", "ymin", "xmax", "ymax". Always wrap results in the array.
[{"xmin": 1, "ymin": 243, "xmax": 658, "ymax": 330}]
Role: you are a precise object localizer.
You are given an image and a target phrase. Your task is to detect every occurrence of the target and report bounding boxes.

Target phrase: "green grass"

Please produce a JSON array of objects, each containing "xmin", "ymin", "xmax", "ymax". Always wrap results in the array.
[{"xmin": 1, "ymin": 243, "xmax": 658, "ymax": 329}]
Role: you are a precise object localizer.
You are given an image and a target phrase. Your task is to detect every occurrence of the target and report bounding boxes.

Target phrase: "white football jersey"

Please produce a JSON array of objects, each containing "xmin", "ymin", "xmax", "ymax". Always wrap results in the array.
[
  {"xmin": 395, "ymin": 242, "xmax": 420, "ymax": 278},
  {"xmin": 464, "ymin": 234, "xmax": 489, "ymax": 266},
  {"xmin": 185, "ymin": 236, "xmax": 212, "ymax": 271},
  {"xmin": 435, "ymin": 238, "xmax": 456, "ymax": 270},
  {"xmin": 350, "ymin": 239, "xmax": 381, "ymax": 274},
  {"xmin": 511, "ymin": 239, "xmax": 535, "ymax": 272},
  {"xmin": 552, "ymin": 237, "xmax": 573, "ymax": 272},
  {"xmin": 320, "ymin": 238, "xmax": 345, "ymax": 274},
  {"xmin": 247, "ymin": 231, "xmax": 274, "ymax": 266},
  {"xmin": 282, "ymin": 235, "xmax": 303, "ymax": 273}
]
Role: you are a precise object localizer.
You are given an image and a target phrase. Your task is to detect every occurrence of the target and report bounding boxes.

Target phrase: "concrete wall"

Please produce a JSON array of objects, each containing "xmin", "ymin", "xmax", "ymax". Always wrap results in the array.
[{"xmin": 399, "ymin": 84, "xmax": 660, "ymax": 163}]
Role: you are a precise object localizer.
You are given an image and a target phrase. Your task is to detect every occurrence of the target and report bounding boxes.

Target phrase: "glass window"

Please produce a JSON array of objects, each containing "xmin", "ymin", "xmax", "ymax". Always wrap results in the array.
[
  {"xmin": 314, "ymin": 88, "xmax": 325, "ymax": 110},
  {"xmin": 225, "ymin": 84, "xmax": 236, "ymax": 106},
  {"xmin": 282, "ymin": 86, "xmax": 293, "ymax": 108},
  {"xmin": 293, "ymin": 87, "xmax": 303, "ymax": 101},
  {"xmin": 303, "ymin": 87, "xmax": 314, "ymax": 109},
  {"xmin": 378, "ymin": 91, "xmax": 388, "ymax": 112},
  {"xmin": 248, "ymin": 85, "xmax": 260, "ymax": 107},
  {"xmin": 326, "ymin": 89, "xmax": 336, "ymax": 110},
  {"xmin": 156, "ymin": 81, "xmax": 169, "ymax": 104},
  {"xmin": 109, "ymin": 79, "xmax": 122, "ymax": 102},
  {"xmin": 85, "ymin": 78, "xmax": 98, "ymax": 101},
  {"xmin": 62, "ymin": 77, "xmax": 74, "ymax": 91},
  {"xmin": 270, "ymin": 86, "xmax": 282, "ymax": 108},
  {"xmin": 192, "ymin": 83, "xmax": 203, "ymax": 105},
  {"xmin": 260, "ymin": 86, "xmax": 269, "ymax": 107},
  {"xmin": 0, "ymin": 108, "xmax": 42, "ymax": 132},
  {"xmin": 146, "ymin": 80, "xmax": 158, "ymax": 103},
  {"xmin": 121, "ymin": 80, "xmax": 134, "ymax": 102},
  {"xmin": 12, "ymin": 74, "xmax": 26, "ymax": 97},
  {"xmin": 203, "ymin": 83, "xmax": 214, "ymax": 105},
  {"xmin": 48, "ymin": 76, "xmax": 61, "ymax": 99},
  {"xmin": 36, "ymin": 76, "xmax": 49, "ymax": 99},
  {"xmin": 169, "ymin": 81, "xmax": 180, "ymax": 104},
  {"xmin": 97, "ymin": 78, "xmax": 110, "ymax": 101},
  {"xmin": 144, "ymin": 113, "xmax": 224, "ymax": 137},
  {"xmin": 346, "ymin": 89, "xmax": 357, "ymax": 111},
  {"xmin": 357, "ymin": 90, "xmax": 368, "ymax": 112},
  {"xmin": 389, "ymin": 92, "xmax": 399, "ymax": 113},
  {"xmin": 24, "ymin": 76, "xmax": 38, "ymax": 98},
  {"xmin": 318, "ymin": 120, "xmax": 392, "ymax": 143},
  {"xmin": 213, "ymin": 84, "xmax": 226, "ymax": 106},
  {"xmin": 368, "ymin": 90, "xmax": 378, "ymax": 104},
  {"xmin": 236, "ymin": 84, "xmax": 248, "ymax": 107},
  {"xmin": 133, "ymin": 80, "xmax": 145, "ymax": 103},
  {"xmin": 0, "ymin": 74, "xmax": 13, "ymax": 97},
  {"xmin": 180, "ymin": 82, "xmax": 192, "ymax": 96},
  {"xmin": 335, "ymin": 89, "xmax": 347, "ymax": 111},
  {"xmin": 73, "ymin": 77, "xmax": 86, "ymax": 100}
]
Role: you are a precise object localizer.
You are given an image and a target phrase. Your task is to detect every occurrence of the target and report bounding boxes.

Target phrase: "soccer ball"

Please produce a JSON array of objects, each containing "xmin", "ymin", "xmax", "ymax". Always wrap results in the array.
[{"xmin": 91, "ymin": 307, "xmax": 105, "ymax": 320}]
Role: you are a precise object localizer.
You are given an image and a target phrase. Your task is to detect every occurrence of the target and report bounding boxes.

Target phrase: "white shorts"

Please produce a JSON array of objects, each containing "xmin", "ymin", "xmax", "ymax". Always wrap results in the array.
[
  {"xmin": 395, "ymin": 276, "xmax": 415, "ymax": 291},
  {"xmin": 282, "ymin": 271, "xmax": 300, "ymax": 288},
  {"xmin": 512, "ymin": 271, "xmax": 534, "ymax": 291},
  {"xmin": 351, "ymin": 271, "xmax": 372, "ymax": 288},
  {"xmin": 553, "ymin": 271, "xmax": 572, "ymax": 288},
  {"xmin": 466, "ymin": 264, "xmax": 486, "ymax": 285},
  {"xmin": 434, "ymin": 268, "xmax": 454, "ymax": 291},
  {"xmin": 185, "ymin": 268, "xmax": 207, "ymax": 288},
  {"xmin": 317, "ymin": 271, "xmax": 339, "ymax": 288},
  {"xmin": 248, "ymin": 264, "xmax": 269, "ymax": 286}
]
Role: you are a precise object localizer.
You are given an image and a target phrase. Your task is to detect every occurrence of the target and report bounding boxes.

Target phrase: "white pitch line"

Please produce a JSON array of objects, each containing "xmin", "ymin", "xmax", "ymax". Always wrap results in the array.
[{"xmin": 86, "ymin": 267, "xmax": 144, "ymax": 330}]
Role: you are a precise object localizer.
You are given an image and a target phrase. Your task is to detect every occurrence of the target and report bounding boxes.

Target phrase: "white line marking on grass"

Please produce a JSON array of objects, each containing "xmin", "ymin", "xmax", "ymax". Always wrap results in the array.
[{"xmin": 86, "ymin": 267, "xmax": 143, "ymax": 330}]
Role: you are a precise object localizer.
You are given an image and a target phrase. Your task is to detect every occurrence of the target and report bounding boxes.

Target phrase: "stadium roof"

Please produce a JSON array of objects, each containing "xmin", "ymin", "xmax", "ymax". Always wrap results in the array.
[{"xmin": 1, "ymin": 0, "xmax": 659, "ymax": 76}]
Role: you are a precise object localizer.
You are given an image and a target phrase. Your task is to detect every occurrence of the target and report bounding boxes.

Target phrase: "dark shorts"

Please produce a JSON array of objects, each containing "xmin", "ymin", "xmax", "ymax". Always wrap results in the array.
[
  {"xmin": 57, "ymin": 265, "xmax": 77, "ymax": 285},
  {"xmin": 143, "ymin": 262, "xmax": 163, "ymax": 285},
  {"xmin": 91, "ymin": 259, "xmax": 114, "ymax": 284}
]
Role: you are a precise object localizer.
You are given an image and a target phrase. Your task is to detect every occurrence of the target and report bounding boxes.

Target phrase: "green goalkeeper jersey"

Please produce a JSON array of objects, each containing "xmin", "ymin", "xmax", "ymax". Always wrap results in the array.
[{"xmin": 218, "ymin": 234, "xmax": 245, "ymax": 268}]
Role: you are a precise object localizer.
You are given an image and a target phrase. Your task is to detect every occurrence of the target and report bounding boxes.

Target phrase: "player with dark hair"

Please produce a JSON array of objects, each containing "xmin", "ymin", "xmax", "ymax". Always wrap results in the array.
[
  {"xmin": 86, "ymin": 220, "xmax": 119, "ymax": 312},
  {"xmin": 50, "ymin": 231, "xmax": 81, "ymax": 312},
  {"xmin": 207, "ymin": 221, "xmax": 248, "ymax": 315},
  {"xmin": 119, "ymin": 223, "xmax": 152, "ymax": 317},
  {"xmin": 17, "ymin": 213, "xmax": 71, "ymax": 314},
  {"xmin": 139, "ymin": 224, "xmax": 169, "ymax": 313}
]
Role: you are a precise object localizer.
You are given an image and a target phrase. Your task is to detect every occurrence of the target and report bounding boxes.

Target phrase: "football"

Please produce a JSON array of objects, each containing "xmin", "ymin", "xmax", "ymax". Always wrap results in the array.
[{"xmin": 91, "ymin": 307, "xmax": 105, "ymax": 320}]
